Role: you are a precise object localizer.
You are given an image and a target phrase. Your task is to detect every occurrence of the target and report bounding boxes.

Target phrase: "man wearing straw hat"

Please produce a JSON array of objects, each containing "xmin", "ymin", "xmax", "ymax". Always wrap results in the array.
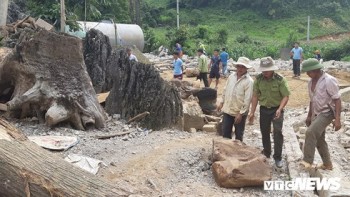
[
  {"xmin": 217, "ymin": 57, "xmax": 254, "ymax": 141},
  {"xmin": 248, "ymin": 57, "xmax": 290, "ymax": 168},
  {"xmin": 300, "ymin": 59, "xmax": 341, "ymax": 170}
]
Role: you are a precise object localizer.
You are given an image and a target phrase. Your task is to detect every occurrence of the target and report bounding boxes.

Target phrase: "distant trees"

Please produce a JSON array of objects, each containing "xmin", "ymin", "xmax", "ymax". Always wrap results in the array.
[
  {"xmin": 26, "ymin": 0, "xmax": 130, "ymax": 30},
  {"xmin": 167, "ymin": 0, "xmax": 350, "ymax": 19}
]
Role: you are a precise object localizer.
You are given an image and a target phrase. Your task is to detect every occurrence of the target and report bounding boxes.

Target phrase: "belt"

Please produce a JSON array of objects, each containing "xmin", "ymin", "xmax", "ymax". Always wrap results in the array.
[{"xmin": 260, "ymin": 105, "xmax": 279, "ymax": 110}]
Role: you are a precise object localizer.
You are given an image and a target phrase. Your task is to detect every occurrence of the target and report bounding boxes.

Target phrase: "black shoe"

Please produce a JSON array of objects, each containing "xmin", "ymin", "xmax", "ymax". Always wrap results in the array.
[
  {"xmin": 261, "ymin": 150, "xmax": 270, "ymax": 158},
  {"xmin": 275, "ymin": 159, "xmax": 283, "ymax": 168}
]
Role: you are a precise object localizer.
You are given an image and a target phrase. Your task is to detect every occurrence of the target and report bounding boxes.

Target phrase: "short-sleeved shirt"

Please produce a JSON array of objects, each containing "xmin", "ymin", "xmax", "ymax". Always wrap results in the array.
[
  {"xmin": 211, "ymin": 56, "xmax": 221, "ymax": 71},
  {"xmin": 308, "ymin": 72, "xmax": 340, "ymax": 116},
  {"xmin": 220, "ymin": 52, "xmax": 229, "ymax": 64},
  {"xmin": 173, "ymin": 58, "xmax": 183, "ymax": 75},
  {"xmin": 291, "ymin": 47, "xmax": 303, "ymax": 60},
  {"xmin": 176, "ymin": 45, "xmax": 182, "ymax": 52},
  {"xmin": 129, "ymin": 54, "xmax": 138, "ymax": 62},
  {"xmin": 253, "ymin": 73, "xmax": 291, "ymax": 108}
]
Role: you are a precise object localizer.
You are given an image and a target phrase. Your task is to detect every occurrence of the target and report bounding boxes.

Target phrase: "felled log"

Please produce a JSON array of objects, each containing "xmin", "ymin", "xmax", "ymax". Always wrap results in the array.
[
  {"xmin": 0, "ymin": 29, "xmax": 105, "ymax": 130},
  {"xmin": 0, "ymin": 119, "xmax": 129, "ymax": 197},
  {"xmin": 105, "ymin": 49, "xmax": 183, "ymax": 130}
]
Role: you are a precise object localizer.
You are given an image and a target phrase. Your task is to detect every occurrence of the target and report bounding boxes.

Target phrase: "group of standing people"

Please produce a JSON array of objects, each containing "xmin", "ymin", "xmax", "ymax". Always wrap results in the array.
[
  {"xmin": 172, "ymin": 44, "xmax": 230, "ymax": 90},
  {"xmin": 218, "ymin": 56, "xmax": 341, "ymax": 169},
  {"xmin": 200, "ymin": 48, "xmax": 229, "ymax": 89},
  {"xmin": 170, "ymin": 42, "xmax": 339, "ymax": 169}
]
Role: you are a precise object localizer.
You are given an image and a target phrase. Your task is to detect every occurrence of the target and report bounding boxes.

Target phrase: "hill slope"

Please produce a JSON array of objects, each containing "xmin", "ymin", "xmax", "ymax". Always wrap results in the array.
[{"xmin": 143, "ymin": 0, "xmax": 350, "ymax": 60}]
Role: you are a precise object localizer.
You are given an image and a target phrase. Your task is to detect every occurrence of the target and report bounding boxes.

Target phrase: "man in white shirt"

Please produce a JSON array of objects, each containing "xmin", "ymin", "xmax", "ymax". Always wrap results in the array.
[
  {"xmin": 127, "ymin": 48, "xmax": 138, "ymax": 62},
  {"xmin": 217, "ymin": 57, "xmax": 254, "ymax": 141}
]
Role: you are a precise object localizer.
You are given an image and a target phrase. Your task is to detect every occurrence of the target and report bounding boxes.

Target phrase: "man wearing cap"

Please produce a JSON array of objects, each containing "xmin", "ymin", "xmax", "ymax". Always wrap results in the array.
[
  {"xmin": 217, "ymin": 57, "xmax": 253, "ymax": 141},
  {"xmin": 300, "ymin": 59, "xmax": 341, "ymax": 170},
  {"xmin": 248, "ymin": 57, "xmax": 290, "ymax": 168}
]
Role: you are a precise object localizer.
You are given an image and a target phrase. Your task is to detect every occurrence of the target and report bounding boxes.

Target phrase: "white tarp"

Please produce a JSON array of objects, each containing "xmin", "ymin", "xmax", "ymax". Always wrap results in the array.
[
  {"xmin": 65, "ymin": 154, "xmax": 105, "ymax": 175},
  {"xmin": 28, "ymin": 136, "xmax": 79, "ymax": 151}
]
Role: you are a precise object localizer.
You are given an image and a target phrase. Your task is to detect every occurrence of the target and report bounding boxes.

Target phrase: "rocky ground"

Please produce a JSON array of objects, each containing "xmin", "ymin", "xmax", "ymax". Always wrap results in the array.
[
  {"xmin": 7, "ymin": 53, "xmax": 350, "ymax": 196},
  {"xmin": 14, "ymin": 113, "xmax": 293, "ymax": 196}
]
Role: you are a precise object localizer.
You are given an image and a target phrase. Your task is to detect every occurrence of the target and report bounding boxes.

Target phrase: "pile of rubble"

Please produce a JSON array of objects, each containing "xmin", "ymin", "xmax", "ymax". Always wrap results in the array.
[
  {"xmin": 144, "ymin": 53, "xmax": 350, "ymax": 78},
  {"xmin": 0, "ymin": 16, "xmax": 53, "ymax": 48}
]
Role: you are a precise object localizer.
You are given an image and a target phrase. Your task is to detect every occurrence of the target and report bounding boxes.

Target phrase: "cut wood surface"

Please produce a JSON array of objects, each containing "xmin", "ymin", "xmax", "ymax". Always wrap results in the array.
[
  {"xmin": 0, "ymin": 119, "xmax": 129, "ymax": 197},
  {"xmin": 0, "ymin": 103, "xmax": 8, "ymax": 111},
  {"xmin": 97, "ymin": 92, "xmax": 110, "ymax": 104}
]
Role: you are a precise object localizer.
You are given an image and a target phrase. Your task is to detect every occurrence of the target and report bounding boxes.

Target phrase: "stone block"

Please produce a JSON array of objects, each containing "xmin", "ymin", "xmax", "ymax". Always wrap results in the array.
[
  {"xmin": 183, "ymin": 101, "xmax": 205, "ymax": 132},
  {"xmin": 211, "ymin": 139, "xmax": 272, "ymax": 188},
  {"xmin": 203, "ymin": 124, "xmax": 217, "ymax": 132}
]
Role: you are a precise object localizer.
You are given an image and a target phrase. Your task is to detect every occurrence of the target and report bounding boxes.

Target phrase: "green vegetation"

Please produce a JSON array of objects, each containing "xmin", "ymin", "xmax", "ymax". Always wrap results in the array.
[
  {"xmin": 26, "ymin": 0, "xmax": 130, "ymax": 30},
  {"xmin": 143, "ymin": 0, "xmax": 350, "ymax": 60},
  {"xmin": 24, "ymin": 0, "xmax": 350, "ymax": 60}
]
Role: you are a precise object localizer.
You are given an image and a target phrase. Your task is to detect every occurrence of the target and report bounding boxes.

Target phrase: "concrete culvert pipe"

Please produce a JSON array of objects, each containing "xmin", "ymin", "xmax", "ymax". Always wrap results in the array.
[{"xmin": 66, "ymin": 21, "xmax": 145, "ymax": 52}]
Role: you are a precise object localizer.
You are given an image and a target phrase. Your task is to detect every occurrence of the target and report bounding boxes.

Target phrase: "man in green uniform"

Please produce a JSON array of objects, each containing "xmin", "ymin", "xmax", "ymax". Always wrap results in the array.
[{"xmin": 248, "ymin": 57, "xmax": 290, "ymax": 168}]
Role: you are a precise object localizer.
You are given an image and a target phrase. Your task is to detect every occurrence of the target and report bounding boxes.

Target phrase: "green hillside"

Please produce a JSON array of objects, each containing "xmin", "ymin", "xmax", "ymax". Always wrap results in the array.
[{"xmin": 143, "ymin": 0, "xmax": 350, "ymax": 60}]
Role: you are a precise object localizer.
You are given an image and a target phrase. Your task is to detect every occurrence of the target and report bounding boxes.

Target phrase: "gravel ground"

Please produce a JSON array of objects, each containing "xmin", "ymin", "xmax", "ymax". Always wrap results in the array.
[
  {"xmin": 15, "ymin": 112, "xmax": 293, "ymax": 197},
  {"xmin": 11, "ymin": 53, "xmax": 350, "ymax": 196}
]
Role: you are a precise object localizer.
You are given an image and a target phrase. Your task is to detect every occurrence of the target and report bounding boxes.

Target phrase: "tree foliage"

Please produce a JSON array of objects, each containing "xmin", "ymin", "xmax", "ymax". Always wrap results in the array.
[
  {"xmin": 26, "ymin": 0, "xmax": 130, "ymax": 30},
  {"xmin": 167, "ymin": 0, "xmax": 350, "ymax": 19}
]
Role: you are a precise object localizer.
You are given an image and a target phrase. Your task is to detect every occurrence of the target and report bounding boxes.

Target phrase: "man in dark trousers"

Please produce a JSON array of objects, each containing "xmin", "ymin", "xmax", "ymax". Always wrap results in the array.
[
  {"xmin": 208, "ymin": 49, "xmax": 221, "ymax": 89},
  {"xmin": 248, "ymin": 57, "xmax": 290, "ymax": 168},
  {"xmin": 217, "ymin": 57, "xmax": 253, "ymax": 141},
  {"xmin": 197, "ymin": 49, "xmax": 209, "ymax": 87},
  {"xmin": 290, "ymin": 42, "xmax": 303, "ymax": 79}
]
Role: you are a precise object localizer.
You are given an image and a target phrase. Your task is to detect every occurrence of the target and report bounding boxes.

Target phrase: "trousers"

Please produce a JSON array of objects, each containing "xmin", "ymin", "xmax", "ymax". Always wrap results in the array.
[
  {"xmin": 260, "ymin": 106, "xmax": 284, "ymax": 160},
  {"xmin": 303, "ymin": 111, "xmax": 333, "ymax": 165},
  {"xmin": 198, "ymin": 72, "xmax": 209, "ymax": 87},
  {"xmin": 293, "ymin": 59, "xmax": 301, "ymax": 76},
  {"xmin": 222, "ymin": 113, "xmax": 247, "ymax": 141}
]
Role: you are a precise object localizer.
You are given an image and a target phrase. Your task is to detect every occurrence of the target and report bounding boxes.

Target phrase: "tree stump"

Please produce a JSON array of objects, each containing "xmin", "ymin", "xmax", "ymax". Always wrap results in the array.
[
  {"xmin": 83, "ymin": 29, "xmax": 113, "ymax": 94},
  {"xmin": 0, "ymin": 118, "xmax": 129, "ymax": 197},
  {"xmin": 0, "ymin": 29, "xmax": 106, "ymax": 130},
  {"xmin": 105, "ymin": 49, "xmax": 183, "ymax": 130}
]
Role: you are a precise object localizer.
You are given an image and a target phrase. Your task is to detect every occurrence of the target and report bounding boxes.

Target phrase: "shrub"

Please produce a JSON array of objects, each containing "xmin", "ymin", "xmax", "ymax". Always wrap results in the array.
[
  {"xmin": 341, "ymin": 56, "xmax": 350, "ymax": 62},
  {"xmin": 322, "ymin": 39, "xmax": 350, "ymax": 61},
  {"xmin": 285, "ymin": 31, "xmax": 298, "ymax": 48},
  {"xmin": 236, "ymin": 34, "xmax": 251, "ymax": 44},
  {"xmin": 196, "ymin": 25, "xmax": 209, "ymax": 39},
  {"xmin": 217, "ymin": 29, "xmax": 228, "ymax": 45}
]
